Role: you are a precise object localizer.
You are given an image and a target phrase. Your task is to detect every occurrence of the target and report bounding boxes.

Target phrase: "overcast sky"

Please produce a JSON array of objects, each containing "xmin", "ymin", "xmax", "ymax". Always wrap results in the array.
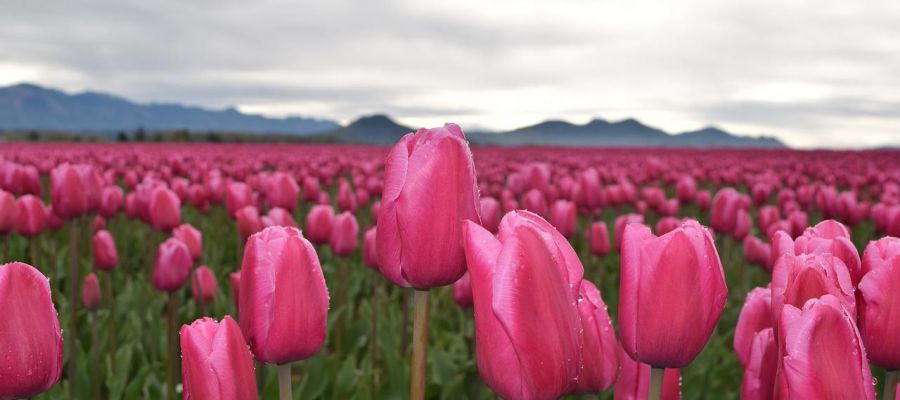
[{"xmin": 2, "ymin": 0, "xmax": 899, "ymax": 148}]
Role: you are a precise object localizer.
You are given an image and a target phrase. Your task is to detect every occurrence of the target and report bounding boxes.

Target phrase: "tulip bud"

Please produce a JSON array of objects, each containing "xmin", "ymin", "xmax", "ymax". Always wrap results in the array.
[
  {"xmin": 733, "ymin": 287, "xmax": 772, "ymax": 366},
  {"xmin": 265, "ymin": 172, "xmax": 299, "ymax": 212},
  {"xmin": 229, "ymin": 272, "xmax": 241, "ymax": 310},
  {"xmin": 329, "ymin": 211, "xmax": 359, "ymax": 257},
  {"xmin": 305, "ymin": 204, "xmax": 334, "ymax": 245},
  {"xmin": 15, "ymin": 195, "xmax": 47, "ymax": 237},
  {"xmin": 266, "ymin": 207, "xmax": 298, "ymax": 228},
  {"xmin": 362, "ymin": 227, "xmax": 378, "ymax": 269},
  {"xmin": 225, "ymin": 182, "xmax": 253, "ymax": 217},
  {"xmin": 180, "ymin": 316, "xmax": 259, "ymax": 399},
  {"xmin": 588, "ymin": 221, "xmax": 611, "ymax": 257},
  {"xmin": 0, "ymin": 189, "xmax": 14, "ymax": 235},
  {"xmin": 771, "ymin": 253, "xmax": 856, "ymax": 324},
  {"xmin": 92, "ymin": 229, "xmax": 119, "ymax": 270},
  {"xmin": 775, "ymin": 295, "xmax": 875, "ymax": 399},
  {"xmin": 191, "ymin": 265, "xmax": 218, "ymax": 304},
  {"xmin": 614, "ymin": 213, "xmax": 644, "ymax": 251},
  {"xmin": 452, "ymin": 272, "xmax": 473, "ymax": 308},
  {"xmin": 740, "ymin": 328, "xmax": 776, "ymax": 400},
  {"xmin": 152, "ymin": 238, "xmax": 193, "ymax": 292},
  {"xmin": 569, "ymin": 280, "xmax": 619, "ymax": 394},
  {"xmin": 99, "ymin": 186, "xmax": 124, "ymax": 218},
  {"xmin": 51, "ymin": 163, "xmax": 101, "ymax": 219},
  {"xmin": 235, "ymin": 205, "xmax": 264, "ymax": 240},
  {"xmin": 549, "ymin": 199, "xmax": 576, "ymax": 238},
  {"xmin": 461, "ymin": 211, "xmax": 582, "ymax": 399},
  {"xmin": 861, "ymin": 236, "xmax": 900, "ymax": 276},
  {"xmin": 150, "ymin": 187, "xmax": 181, "ymax": 231},
  {"xmin": 522, "ymin": 188, "xmax": 548, "ymax": 217},
  {"xmin": 302, "ymin": 177, "xmax": 321, "ymax": 202},
  {"xmin": 793, "ymin": 220, "xmax": 862, "ymax": 284},
  {"xmin": 858, "ymin": 247, "xmax": 900, "ymax": 369},
  {"xmin": 479, "ymin": 197, "xmax": 501, "ymax": 234},
  {"xmin": 82, "ymin": 272, "xmax": 101, "ymax": 311},
  {"xmin": 173, "ymin": 224, "xmax": 203, "ymax": 262},
  {"xmin": 239, "ymin": 226, "xmax": 329, "ymax": 364},
  {"xmin": 378, "ymin": 124, "xmax": 482, "ymax": 289},
  {"xmin": 0, "ymin": 262, "xmax": 63, "ymax": 398},
  {"xmin": 620, "ymin": 220, "xmax": 727, "ymax": 368}
]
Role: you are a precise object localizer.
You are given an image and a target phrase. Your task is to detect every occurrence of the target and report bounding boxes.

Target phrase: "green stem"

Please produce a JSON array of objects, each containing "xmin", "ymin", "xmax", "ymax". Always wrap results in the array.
[
  {"xmin": 885, "ymin": 370, "xmax": 898, "ymax": 400},
  {"xmin": 409, "ymin": 289, "xmax": 430, "ymax": 400},
  {"xmin": 68, "ymin": 218, "xmax": 81, "ymax": 399},
  {"xmin": 90, "ymin": 311, "xmax": 100, "ymax": 398},
  {"xmin": 105, "ymin": 271, "xmax": 117, "ymax": 371},
  {"xmin": 278, "ymin": 363, "xmax": 292, "ymax": 400},
  {"xmin": 648, "ymin": 367, "xmax": 664, "ymax": 400}
]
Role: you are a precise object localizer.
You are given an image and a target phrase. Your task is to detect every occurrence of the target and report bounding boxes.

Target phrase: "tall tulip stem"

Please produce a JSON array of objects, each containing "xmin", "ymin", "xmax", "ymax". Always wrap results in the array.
[
  {"xmin": 67, "ymin": 218, "xmax": 81, "ymax": 399},
  {"xmin": 410, "ymin": 289, "xmax": 430, "ymax": 400},
  {"xmin": 886, "ymin": 370, "xmax": 898, "ymax": 400},
  {"xmin": 105, "ymin": 271, "xmax": 117, "ymax": 371},
  {"xmin": 648, "ymin": 367, "xmax": 664, "ymax": 400},
  {"xmin": 278, "ymin": 363, "xmax": 292, "ymax": 400},
  {"xmin": 90, "ymin": 311, "xmax": 100, "ymax": 398},
  {"xmin": 166, "ymin": 292, "xmax": 179, "ymax": 400}
]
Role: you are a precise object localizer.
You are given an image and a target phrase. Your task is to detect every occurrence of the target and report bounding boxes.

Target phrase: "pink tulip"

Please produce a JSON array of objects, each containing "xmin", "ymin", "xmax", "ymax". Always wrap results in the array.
[
  {"xmin": 82, "ymin": 272, "xmax": 101, "ymax": 311},
  {"xmin": 775, "ymin": 295, "xmax": 875, "ymax": 399},
  {"xmin": 229, "ymin": 272, "xmax": 241, "ymax": 310},
  {"xmin": 0, "ymin": 190, "xmax": 14, "ymax": 235},
  {"xmin": 265, "ymin": 207, "xmax": 298, "ymax": 228},
  {"xmin": 740, "ymin": 328, "xmax": 776, "ymax": 400},
  {"xmin": 743, "ymin": 235, "xmax": 773, "ymax": 272},
  {"xmin": 710, "ymin": 187, "xmax": 744, "ymax": 234},
  {"xmin": 588, "ymin": 221, "xmax": 611, "ymax": 257},
  {"xmin": 225, "ymin": 182, "xmax": 253, "ymax": 217},
  {"xmin": 733, "ymin": 287, "xmax": 772, "ymax": 366},
  {"xmin": 15, "ymin": 195, "xmax": 46, "ymax": 237},
  {"xmin": 302, "ymin": 177, "xmax": 320, "ymax": 202},
  {"xmin": 522, "ymin": 188, "xmax": 548, "ymax": 217},
  {"xmin": 614, "ymin": 348, "xmax": 681, "ymax": 400},
  {"xmin": 615, "ymin": 213, "xmax": 644, "ymax": 251},
  {"xmin": 305, "ymin": 204, "xmax": 334, "ymax": 245},
  {"xmin": 793, "ymin": 220, "xmax": 862, "ymax": 284},
  {"xmin": 50, "ymin": 163, "xmax": 100, "ymax": 219},
  {"xmin": 150, "ymin": 186, "xmax": 181, "ymax": 231},
  {"xmin": 44, "ymin": 205, "xmax": 64, "ymax": 231},
  {"xmin": 480, "ymin": 197, "xmax": 501, "ymax": 234},
  {"xmin": 191, "ymin": 266, "xmax": 218, "ymax": 304},
  {"xmin": 362, "ymin": 227, "xmax": 378, "ymax": 269},
  {"xmin": 569, "ymin": 280, "xmax": 619, "ymax": 394},
  {"xmin": 92, "ymin": 229, "xmax": 119, "ymax": 270},
  {"xmin": 172, "ymin": 224, "xmax": 203, "ymax": 262},
  {"xmin": 675, "ymin": 176, "xmax": 697, "ymax": 204},
  {"xmin": 329, "ymin": 211, "xmax": 359, "ymax": 257},
  {"xmin": 451, "ymin": 272, "xmax": 473, "ymax": 308},
  {"xmin": 461, "ymin": 210, "xmax": 582, "ymax": 399},
  {"xmin": 239, "ymin": 226, "xmax": 329, "ymax": 364},
  {"xmin": 0, "ymin": 262, "xmax": 63, "ymax": 398},
  {"xmin": 732, "ymin": 209, "xmax": 751, "ymax": 240},
  {"xmin": 265, "ymin": 172, "xmax": 299, "ymax": 212},
  {"xmin": 549, "ymin": 199, "xmax": 576, "ymax": 238},
  {"xmin": 370, "ymin": 201, "xmax": 381, "ymax": 225},
  {"xmin": 655, "ymin": 217, "xmax": 682, "ymax": 236},
  {"xmin": 336, "ymin": 179, "xmax": 357, "ymax": 213},
  {"xmin": 696, "ymin": 190, "xmax": 711, "ymax": 212},
  {"xmin": 858, "ymin": 247, "xmax": 900, "ymax": 369},
  {"xmin": 377, "ymin": 124, "xmax": 482, "ymax": 289},
  {"xmin": 180, "ymin": 316, "xmax": 258, "ymax": 400},
  {"xmin": 861, "ymin": 236, "xmax": 900, "ymax": 276},
  {"xmin": 235, "ymin": 205, "xmax": 264, "ymax": 240},
  {"xmin": 771, "ymin": 252, "xmax": 856, "ymax": 324},
  {"xmin": 99, "ymin": 186, "xmax": 124, "ymax": 218},
  {"xmin": 152, "ymin": 238, "xmax": 194, "ymax": 292},
  {"xmin": 620, "ymin": 220, "xmax": 727, "ymax": 368}
]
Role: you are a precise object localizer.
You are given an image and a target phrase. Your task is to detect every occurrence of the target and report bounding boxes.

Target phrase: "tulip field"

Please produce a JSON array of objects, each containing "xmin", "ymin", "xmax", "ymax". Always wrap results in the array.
[{"xmin": 1, "ymin": 127, "xmax": 899, "ymax": 399}]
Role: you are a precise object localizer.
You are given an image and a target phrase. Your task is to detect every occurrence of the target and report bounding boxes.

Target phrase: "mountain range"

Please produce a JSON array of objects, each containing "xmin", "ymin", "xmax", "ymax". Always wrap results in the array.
[{"xmin": 0, "ymin": 83, "xmax": 785, "ymax": 148}]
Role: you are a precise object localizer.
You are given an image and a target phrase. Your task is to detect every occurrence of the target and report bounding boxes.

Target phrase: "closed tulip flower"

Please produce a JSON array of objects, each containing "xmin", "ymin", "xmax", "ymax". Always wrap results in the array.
[
  {"xmin": 615, "ymin": 213, "xmax": 644, "ymax": 251},
  {"xmin": 771, "ymin": 253, "xmax": 855, "ymax": 324},
  {"xmin": 240, "ymin": 226, "xmax": 329, "ymax": 364},
  {"xmin": 99, "ymin": 186, "xmax": 124, "ymax": 218},
  {"xmin": 172, "ymin": 223, "xmax": 203, "ymax": 262},
  {"xmin": 858, "ymin": 249, "xmax": 900, "ymax": 369},
  {"xmin": 522, "ymin": 188, "xmax": 548, "ymax": 217},
  {"xmin": 740, "ymin": 328, "xmax": 776, "ymax": 400},
  {"xmin": 793, "ymin": 220, "xmax": 862, "ymax": 284},
  {"xmin": 150, "ymin": 186, "xmax": 181, "ymax": 231},
  {"xmin": 742, "ymin": 235, "xmax": 773, "ymax": 272},
  {"xmin": 229, "ymin": 272, "xmax": 241, "ymax": 310},
  {"xmin": 329, "ymin": 211, "xmax": 359, "ymax": 257},
  {"xmin": 43, "ymin": 205, "xmax": 64, "ymax": 231},
  {"xmin": 152, "ymin": 238, "xmax": 194, "ymax": 292},
  {"xmin": 370, "ymin": 201, "xmax": 381, "ymax": 225},
  {"xmin": 378, "ymin": 124, "xmax": 482, "ymax": 289},
  {"xmin": 302, "ymin": 177, "xmax": 321, "ymax": 202},
  {"xmin": 235, "ymin": 205, "xmax": 264, "ymax": 240},
  {"xmin": 732, "ymin": 209, "xmax": 751, "ymax": 240},
  {"xmin": 336, "ymin": 179, "xmax": 357, "ymax": 213},
  {"xmin": 655, "ymin": 217, "xmax": 682, "ymax": 236},
  {"xmin": 266, "ymin": 207, "xmax": 298, "ymax": 228},
  {"xmin": 362, "ymin": 227, "xmax": 378, "ymax": 269},
  {"xmin": 265, "ymin": 172, "xmax": 299, "ymax": 212},
  {"xmin": 180, "ymin": 316, "xmax": 258, "ymax": 400},
  {"xmin": 82, "ymin": 272, "xmax": 101, "ymax": 311},
  {"xmin": 480, "ymin": 197, "xmax": 501, "ymax": 233},
  {"xmin": 305, "ymin": 204, "xmax": 334, "ymax": 245},
  {"xmin": 225, "ymin": 182, "xmax": 253, "ymax": 217},
  {"xmin": 733, "ymin": 287, "xmax": 773, "ymax": 366},
  {"xmin": 92, "ymin": 229, "xmax": 119, "ymax": 270},
  {"xmin": 51, "ymin": 163, "xmax": 100, "ymax": 219},
  {"xmin": 462, "ymin": 210, "xmax": 582, "ymax": 400},
  {"xmin": 549, "ymin": 199, "xmax": 576, "ymax": 238},
  {"xmin": 15, "ymin": 195, "xmax": 46, "ymax": 237},
  {"xmin": 451, "ymin": 272, "xmax": 473, "ymax": 308},
  {"xmin": 620, "ymin": 220, "xmax": 727, "ymax": 368},
  {"xmin": 0, "ymin": 189, "xmax": 14, "ymax": 235},
  {"xmin": 588, "ymin": 221, "xmax": 611, "ymax": 256},
  {"xmin": 861, "ymin": 236, "xmax": 900, "ymax": 276},
  {"xmin": 0, "ymin": 262, "xmax": 63, "ymax": 399},
  {"xmin": 569, "ymin": 279, "xmax": 619, "ymax": 394},
  {"xmin": 191, "ymin": 265, "xmax": 218, "ymax": 304},
  {"xmin": 614, "ymin": 348, "xmax": 681, "ymax": 400},
  {"xmin": 775, "ymin": 295, "xmax": 875, "ymax": 399},
  {"xmin": 710, "ymin": 187, "xmax": 743, "ymax": 234}
]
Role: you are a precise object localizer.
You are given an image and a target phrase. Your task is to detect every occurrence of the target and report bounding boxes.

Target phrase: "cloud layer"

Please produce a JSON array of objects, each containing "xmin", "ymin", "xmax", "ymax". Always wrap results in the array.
[{"xmin": 2, "ymin": 0, "xmax": 899, "ymax": 148}]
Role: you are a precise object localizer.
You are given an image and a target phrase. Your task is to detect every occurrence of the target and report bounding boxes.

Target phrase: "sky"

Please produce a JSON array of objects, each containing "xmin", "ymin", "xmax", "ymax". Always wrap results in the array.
[{"xmin": 1, "ymin": 0, "xmax": 899, "ymax": 149}]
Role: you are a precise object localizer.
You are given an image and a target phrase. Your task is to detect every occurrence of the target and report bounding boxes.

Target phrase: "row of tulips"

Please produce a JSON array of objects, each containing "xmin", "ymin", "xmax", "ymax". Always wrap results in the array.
[{"xmin": 1, "ymin": 133, "xmax": 898, "ymax": 399}]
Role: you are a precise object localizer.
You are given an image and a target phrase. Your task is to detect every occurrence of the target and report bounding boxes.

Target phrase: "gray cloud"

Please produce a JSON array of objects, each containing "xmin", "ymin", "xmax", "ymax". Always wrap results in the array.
[{"xmin": 1, "ymin": 0, "xmax": 899, "ymax": 148}]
